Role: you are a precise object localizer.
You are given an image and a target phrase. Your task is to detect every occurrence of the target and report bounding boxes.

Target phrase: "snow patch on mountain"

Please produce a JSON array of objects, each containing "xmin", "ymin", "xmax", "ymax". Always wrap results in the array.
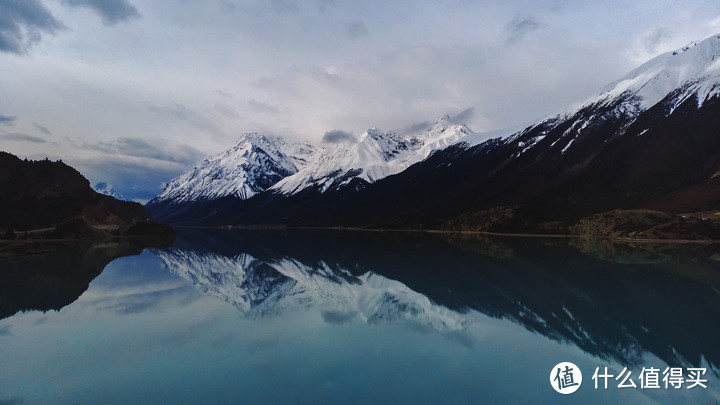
[
  {"xmin": 94, "ymin": 182, "xmax": 129, "ymax": 201},
  {"xmin": 149, "ymin": 133, "xmax": 320, "ymax": 204},
  {"xmin": 573, "ymin": 33, "xmax": 720, "ymax": 115},
  {"xmin": 272, "ymin": 115, "xmax": 479, "ymax": 195},
  {"xmin": 149, "ymin": 115, "xmax": 494, "ymax": 205},
  {"xmin": 499, "ymin": 33, "xmax": 720, "ymax": 158}
]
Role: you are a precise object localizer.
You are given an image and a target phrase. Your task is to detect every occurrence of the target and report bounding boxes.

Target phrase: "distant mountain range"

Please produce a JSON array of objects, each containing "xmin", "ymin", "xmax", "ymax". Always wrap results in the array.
[
  {"xmin": 147, "ymin": 116, "xmax": 484, "ymax": 218},
  {"xmin": 147, "ymin": 33, "xmax": 720, "ymax": 237},
  {"xmin": 93, "ymin": 182, "xmax": 130, "ymax": 201}
]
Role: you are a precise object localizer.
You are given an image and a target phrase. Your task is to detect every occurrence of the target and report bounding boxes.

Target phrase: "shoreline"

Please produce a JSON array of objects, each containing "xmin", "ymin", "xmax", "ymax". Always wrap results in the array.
[
  {"xmin": 169, "ymin": 224, "xmax": 720, "ymax": 244},
  {"xmin": 0, "ymin": 234, "xmax": 176, "ymax": 257},
  {"xmin": 4, "ymin": 225, "xmax": 720, "ymax": 245}
]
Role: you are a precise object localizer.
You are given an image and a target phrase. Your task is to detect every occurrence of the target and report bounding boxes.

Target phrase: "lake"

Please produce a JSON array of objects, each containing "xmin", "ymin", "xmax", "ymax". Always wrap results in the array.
[{"xmin": 1, "ymin": 229, "xmax": 719, "ymax": 404}]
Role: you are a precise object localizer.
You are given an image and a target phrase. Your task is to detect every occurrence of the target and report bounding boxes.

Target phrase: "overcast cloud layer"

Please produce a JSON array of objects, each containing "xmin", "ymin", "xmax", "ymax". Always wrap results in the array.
[{"xmin": 1, "ymin": 0, "xmax": 720, "ymax": 201}]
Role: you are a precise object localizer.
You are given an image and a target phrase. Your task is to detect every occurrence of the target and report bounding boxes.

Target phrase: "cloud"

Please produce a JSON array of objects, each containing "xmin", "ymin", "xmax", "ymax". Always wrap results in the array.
[
  {"xmin": 0, "ymin": 0, "xmax": 64, "ymax": 54},
  {"xmin": 80, "ymin": 137, "xmax": 205, "ymax": 165},
  {"xmin": 642, "ymin": 28, "xmax": 673, "ymax": 53},
  {"xmin": 506, "ymin": 16, "xmax": 541, "ymax": 44},
  {"xmin": 33, "ymin": 122, "xmax": 52, "ymax": 135},
  {"xmin": 400, "ymin": 120, "xmax": 432, "ymax": 134},
  {"xmin": 251, "ymin": 37, "xmax": 630, "ymax": 139},
  {"xmin": 321, "ymin": 129, "xmax": 357, "ymax": 144},
  {"xmin": 74, "ymin": 155, "xmax": 188, "ymax": 201},
  {"xmin": 0, "ymin": 132, "xmax": 47, "ymax": 143},
  {"xmin": 448, "ymin": 107, "xmax": 475, "ymax": 125},
  {"xmin": 345, "ymin": 21, "xmax": 368, "ymax": 40},
  {"xmin": 63, "ymin": 0, "xmax": 140, "ymax": 26},
  {"xmin": 214, "ymin": 103, "xmax": 240, "ymax": 119},
  {"xmin": 316, "ymin": 0, "xmax": 336, "ymax": 12},
  {"xmin": 148, "ymin": 103, "xmax": 225, "ymax": 137},
  {"xmin": 0, "ymin": 114, "xmax": 17, "ymax": 126},
  {"xmin": 214, "ymin": 89, "xmax": 234, "ymax": 98},
  {"xmin": 5, "ymin": 0, "xmax": 716, "ymax": 188},
  {"xmin": 218, "ymin": 1, "xmax": 236, "ymax": 13},
  {"xmin": 269, "ymin": 0, "xmax": 299, "ymax": 15},
  {"xmin": 246, "ymin": 99, "xmax": 280, "ymax": 114},
  {"xmin": 72, "ymin": 142, "xmax": 206, "ymax": 200},
  {"xmin": 254, "ymin": 65, "xmax": 342, "ymax": 93},
  {"xmin": 398, "ymin": 108, "xmax": 474, "ymax": 135}
]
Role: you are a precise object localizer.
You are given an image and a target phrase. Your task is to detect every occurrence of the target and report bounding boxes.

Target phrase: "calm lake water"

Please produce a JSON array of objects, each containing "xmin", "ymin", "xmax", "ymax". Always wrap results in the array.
[{"xmin": 1, "ymin": 229, "xmax": 719, "ymax": 404}]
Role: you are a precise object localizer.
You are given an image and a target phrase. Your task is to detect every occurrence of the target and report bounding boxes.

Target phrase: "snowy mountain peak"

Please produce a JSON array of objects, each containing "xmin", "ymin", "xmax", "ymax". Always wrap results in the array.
[
  {"xmin": 148, "ymin": 113, "xmax": 481, "ymax": 207},
  {"xmin": 93, "ymin": 182, "xmax": 129, "ymax": 201},
  {"xmin": 272, "ymin": 117, "xmax": 478, "ymax": 196},
  {"xmin": 501, "ymin": 33, "xmax": 720, "ymax": 161},
  {"xmin": 149, "ymin": 132, "xmax": 321, "ymax": 205},
  {"xmin": 363, "ymin": 127, "xmax": 384, "ymax": 138},
  {"xmin": 673, "ymin": 40, "xmax": 699, "ymax": 55},
  {"xmin": 425, "ymin": 117, "xmax": 472, "ymax": 141},
  {"xmin": 590, "ymin": 32, "xmax": 720, "ymax": 112},
  {"xmin": 434, "ymin": 114, "xmax": 452, "ymax": 124},
  {"xmin": 232, "ymin": 132, "xmax": 278, "ymax": 150}
]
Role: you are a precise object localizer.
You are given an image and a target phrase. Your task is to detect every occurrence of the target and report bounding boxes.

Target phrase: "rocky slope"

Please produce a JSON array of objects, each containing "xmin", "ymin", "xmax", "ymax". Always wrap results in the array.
[{"xmin": 0, "ymin": 152, "xmax": 174, "ymax": 243}]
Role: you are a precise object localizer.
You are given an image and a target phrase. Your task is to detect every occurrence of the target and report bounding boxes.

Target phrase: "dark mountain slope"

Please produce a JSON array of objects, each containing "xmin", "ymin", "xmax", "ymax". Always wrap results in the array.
[
  {"xmin": 351, "ymin": 90, "xmax": 720, "ymax": 226},
  {"xmin": 0, "ymin": 152, "xmax": 173, "ymax": 240}
]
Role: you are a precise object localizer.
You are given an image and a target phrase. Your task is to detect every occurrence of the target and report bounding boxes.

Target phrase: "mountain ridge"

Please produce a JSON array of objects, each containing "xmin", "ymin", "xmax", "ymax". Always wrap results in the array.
[
  {"xmin": 146, "ymin": 114, "xmax": 490, "ymax": 218},
  {"xmin": 149, "ymin": 133, "xmax": 320, "ymax": 205},
  {"xmin": 147, "ymin": 33, "xmax": 720, "ymax": 238}
]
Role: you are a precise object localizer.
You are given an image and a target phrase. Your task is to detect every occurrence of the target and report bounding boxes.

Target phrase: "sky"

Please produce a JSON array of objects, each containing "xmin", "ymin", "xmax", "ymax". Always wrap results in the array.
[{"xmin": 1, "ymin": 0, "xmax": 720, "ymax": 202}]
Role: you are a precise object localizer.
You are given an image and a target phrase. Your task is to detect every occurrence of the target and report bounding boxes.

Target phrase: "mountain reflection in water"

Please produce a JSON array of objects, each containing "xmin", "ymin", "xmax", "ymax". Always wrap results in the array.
[
  {"xmin": 0, "ymin": 240, "xmax": 149, "ymax": 320},
  {"xmin": 2, "ymin": 229, "xmax": 720, "ymax": 404},
  {"xmin": 156, "ymin": 229, "xmax": 720, "ymax": 371}
]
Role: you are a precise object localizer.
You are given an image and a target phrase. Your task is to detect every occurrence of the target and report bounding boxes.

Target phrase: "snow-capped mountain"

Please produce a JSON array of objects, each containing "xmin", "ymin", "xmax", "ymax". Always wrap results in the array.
[
  {"xmin": 332, "ymin": 32, "xmax": 720, "ymax": 227},
  {"xmin": 148, "ymin": 33, "xmax": 720, "ymax": 227},
  {"xmin": 153, "ymin": 247, "xmax": 468, "ymax": 331},
  {"xmin": 93, "ymin": 182, "xmax": 129, "ymax": 201},
  {"xmin": 592, "ymin": 34, "xmax": 720, "ymax": 112},
  {"xmin": 272, "ymin": 116, "xmax": 480, "ymax": 195},
  {"xmin": 148, "ymin": 133, "xmax": 320, "ymax": 205},
  {"xmin": 501, "ymin": 33, "xmax": 720, "ymax": 159},
  {"xmin": 147, "ymin": 114, "xmax": 485, "ymax": 216},
  {"xmin": 152, "ymin": 34, "xmax": 720, "ymax": 209}
]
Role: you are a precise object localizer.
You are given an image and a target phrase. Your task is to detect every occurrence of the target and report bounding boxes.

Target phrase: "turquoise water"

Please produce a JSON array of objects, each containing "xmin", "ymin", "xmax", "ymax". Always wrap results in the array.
[{"xmin": 1, "ymin": 230, "xmax": 719, "ymax": 404}]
